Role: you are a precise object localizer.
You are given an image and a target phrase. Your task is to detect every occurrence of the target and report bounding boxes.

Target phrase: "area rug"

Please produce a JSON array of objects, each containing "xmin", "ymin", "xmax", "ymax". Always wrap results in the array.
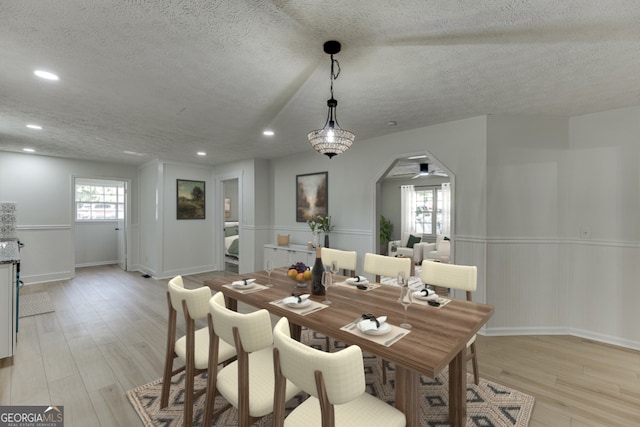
[
  {"xmin": 19, "ymin": 292, "xmax": 55, "ymax": 318},
  {"xmin": 128, "ymin": 330, "xmax": 534, "ymax": 427}
]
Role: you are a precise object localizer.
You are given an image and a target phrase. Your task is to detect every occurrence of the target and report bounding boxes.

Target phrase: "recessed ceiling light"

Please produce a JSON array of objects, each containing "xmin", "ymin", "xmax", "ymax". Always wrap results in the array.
[
  {"xmin": 26, "ymin": 124, "xmax": 43, "ymax": 130},
  {"xmin": 387, "ymin": 121, "xmax": 398, "ymax": 126},
  {"xmin": 123, "ymin": 150, "xmax": 145, "ymax": 156},
  {"xmin": 263, "ymin": 130, "xmax": 274, "ymax": 136},
  {"xmin": 197, "ymin": 151, "xmax": 207, "ymax": 156},
  {"xmin": 34, "ymin": 70, "xmax": 59, "ymax": 81},
  {"xmin": 408, "ymin": 155, "xmax": 427, "ymax": 160},
  {"xmin": 23, "ymin": 148, "xmax": 35, "ymax": 153}
]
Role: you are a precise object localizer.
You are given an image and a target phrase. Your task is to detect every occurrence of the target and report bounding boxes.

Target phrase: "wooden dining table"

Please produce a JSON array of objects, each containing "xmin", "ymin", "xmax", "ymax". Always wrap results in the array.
[{"xmin": 204, "ymin": 268, "xmax": 494, "ymax": 427}]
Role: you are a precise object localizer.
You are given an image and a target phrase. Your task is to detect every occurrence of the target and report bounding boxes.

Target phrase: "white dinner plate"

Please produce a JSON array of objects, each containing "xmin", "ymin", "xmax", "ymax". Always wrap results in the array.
[
  {"xmin": 358, "ymin": 321, "xmax": 391, "ymax": 336},
  {"xmin": 232, "ymin": 281, "xmax": 256, "ymax": 289},
  {"xmin": 413, "ymin": 291, "xmax": 438, "ymax": 301},
  {"xmin": 284, "ymin": 298, "xmax": 312, "ymax": 308}
]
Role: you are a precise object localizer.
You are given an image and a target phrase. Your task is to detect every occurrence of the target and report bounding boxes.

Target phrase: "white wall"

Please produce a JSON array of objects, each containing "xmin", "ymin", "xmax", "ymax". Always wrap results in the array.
[
  {"xmin": 483, "ymin": 110, "xmax": 640, "ymax": 350},
  {"xmin": 137, "ymin": 160, "xmax": 217, "ymax": 278},
  {"xmin": 138, "ymin": 160, "xmax": 161, "ymax": 275},
  {"xmin": 0, "ymin": 152, "xmax": 138, "ymax": 284},
  {"xmin": 162, "ymin": 162, "xmax": 215, "ymax": 277},
  {"xmin": 565, "ymin": 106, "xmax": 640, "ymax": 348},
  {"xmin": 485, "ymin": 115, "xmax": 569, "ymax": 331}
]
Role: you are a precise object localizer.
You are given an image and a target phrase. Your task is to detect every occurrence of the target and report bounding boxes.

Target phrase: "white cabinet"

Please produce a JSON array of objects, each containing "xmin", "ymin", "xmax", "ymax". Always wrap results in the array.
[
  {"xmin": 0, "ymin": 263, "xmax": 16, "ymax": 359},
  {"xmin": 264, "ymin": 244, "xmax": 315, "ymax": 269}
]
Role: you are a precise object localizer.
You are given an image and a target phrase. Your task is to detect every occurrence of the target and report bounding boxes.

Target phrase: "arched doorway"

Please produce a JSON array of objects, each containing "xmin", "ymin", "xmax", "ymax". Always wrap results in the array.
[{"xmin": 374, "ymin": 152, "xmax": 454, "ymax": 262}]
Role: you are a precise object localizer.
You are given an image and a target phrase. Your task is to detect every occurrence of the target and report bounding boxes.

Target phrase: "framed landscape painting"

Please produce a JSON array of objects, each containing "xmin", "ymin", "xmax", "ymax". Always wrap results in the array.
[
  {"xmin": 177, "ymin": 179, "xmax": 205, "ymax": 219},
  {"xmin": 296, "ymin": 172, "xmax": 328, "ymax": 222}
]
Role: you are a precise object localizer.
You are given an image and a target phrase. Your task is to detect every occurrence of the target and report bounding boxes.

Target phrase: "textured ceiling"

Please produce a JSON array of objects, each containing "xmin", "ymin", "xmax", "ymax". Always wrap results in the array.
[{"xmin": 1, "ymin": 1, "xmax": 639, "ymax": 167}]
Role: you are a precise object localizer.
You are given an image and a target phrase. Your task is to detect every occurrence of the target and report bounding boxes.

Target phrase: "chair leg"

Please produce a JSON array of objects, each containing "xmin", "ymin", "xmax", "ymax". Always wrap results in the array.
[
  {"xmin": 325, "ymin": 335, "xmax": 331, "ymax": 352},
  {"xmin": 161, "ymin": 295, "xmax": 177, "ymax": 409},
  {"xmin": 469, "ymin": 342, "xmax": 479, "ymax": 385},
  {"xmin": 160, "ymin": 352, "xmax": 175, "ymax": 408},
  {"xmin": 183, "ymin": 363, "xmax": 195, "ymax": 427},
  {"xmin": 382, "ymin": 359, "xmax": 388, "ymax": 383}
]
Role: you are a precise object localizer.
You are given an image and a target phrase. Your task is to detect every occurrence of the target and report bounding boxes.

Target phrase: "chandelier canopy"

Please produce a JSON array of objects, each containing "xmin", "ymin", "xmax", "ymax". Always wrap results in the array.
[{"xmin": 307, "ymin": 41, "xmax": 355, "ymax": 159}]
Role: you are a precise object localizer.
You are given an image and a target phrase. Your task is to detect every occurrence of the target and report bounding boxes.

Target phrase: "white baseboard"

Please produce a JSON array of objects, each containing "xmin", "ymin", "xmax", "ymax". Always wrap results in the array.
[
  {"xmin": 21, "ymin": 271, "xmax": 73, "ymax": 285},
  {"xmin": 130, "ymin": 264, "xmax": 220, "ymax": 280},
  {"xmin": 484, "ymin": 326, "xmax": 570, "ymax": 336},
  {"xmin": 75, "ymin": 261, "xmax": 118, "ymax": 268},
  {"xmin": 484, "ymin": 326, "xmax": 640, "ymax": 351},
  {"xmin": 568, "ymin": 327, "xmax": 640, "ymax": 351}
]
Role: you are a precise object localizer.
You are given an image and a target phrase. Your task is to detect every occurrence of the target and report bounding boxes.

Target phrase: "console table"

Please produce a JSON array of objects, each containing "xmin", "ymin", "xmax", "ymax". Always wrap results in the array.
[{"xmin": 263, "ymin": 243, "xmax": 315, "ymax": 268}]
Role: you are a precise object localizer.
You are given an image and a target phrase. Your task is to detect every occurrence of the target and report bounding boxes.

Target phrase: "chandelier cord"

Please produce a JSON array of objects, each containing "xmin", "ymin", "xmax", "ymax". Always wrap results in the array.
[{"xmin": 329, "ymin": 55, "xmax": 341, "ymax": 99}]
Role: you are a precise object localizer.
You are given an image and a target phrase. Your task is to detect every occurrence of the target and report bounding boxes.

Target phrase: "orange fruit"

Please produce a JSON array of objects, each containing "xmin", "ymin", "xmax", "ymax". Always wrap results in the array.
[
  {"xmin": 288, "ymin": 268, "xmax": 298, "ymax": 279},
  {"xmin": 296, "ymin": 273, "xmax": 305, "ymax": 282}
]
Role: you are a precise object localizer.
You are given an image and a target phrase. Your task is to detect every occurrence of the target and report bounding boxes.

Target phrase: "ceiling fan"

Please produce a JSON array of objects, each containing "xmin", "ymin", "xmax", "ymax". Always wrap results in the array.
[{"xmin": 412, "ymin": 163, "xmax": 447, "ymax": 179}]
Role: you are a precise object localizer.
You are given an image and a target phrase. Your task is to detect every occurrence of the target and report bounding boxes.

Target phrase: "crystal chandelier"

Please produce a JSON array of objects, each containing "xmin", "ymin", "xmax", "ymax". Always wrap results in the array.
[{"xmin": 307, "ymin": 41, "xmax": 355, "ymax": 159}]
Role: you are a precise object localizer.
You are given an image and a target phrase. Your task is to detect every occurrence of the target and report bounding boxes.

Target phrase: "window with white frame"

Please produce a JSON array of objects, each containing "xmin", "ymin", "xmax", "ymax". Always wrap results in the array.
[
  {"xmin": 75, "ymin": 178, "xmax": 124, "ymax": 221},
  {"xmin": 414, "ymin": 186, "xmax": 443, "ymax": 235}
]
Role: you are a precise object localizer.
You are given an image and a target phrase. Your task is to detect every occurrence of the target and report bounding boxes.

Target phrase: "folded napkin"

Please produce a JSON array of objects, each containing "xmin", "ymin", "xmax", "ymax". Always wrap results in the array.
[
  {"xmin": 283, "ymin": 294, "xmax": 310, "ymax": 305},
  {"xmin": 417, "ymin": 287, "xmax": 435, "ymax": 297},
  {"xmin": 231, "ymin": 278, "xmax": 256, "ymax": 287},
  {"xmin": 346, "ymin": 275, "xmax": 369, "ymax": 284},
  {"xmin": 358, "ymin": 315, "xmax": 387, "ymax": 332}
]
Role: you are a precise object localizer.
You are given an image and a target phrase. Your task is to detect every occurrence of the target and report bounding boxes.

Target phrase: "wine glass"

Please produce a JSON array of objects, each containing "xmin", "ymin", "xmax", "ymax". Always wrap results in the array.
[
  {"xmin": 264, "ymin": 259, "xmax": 274, "ymax": 287},
  {"xmin": 330, "ymin": 260, "xmax": 339, "ymax": 276},
  {"xmin": 321, "ymin": 270, "xmax": 332, "ymax": 304},
  {"xmin": 398, "ymin": 272, "xmax": 412, "ymax": 329}
]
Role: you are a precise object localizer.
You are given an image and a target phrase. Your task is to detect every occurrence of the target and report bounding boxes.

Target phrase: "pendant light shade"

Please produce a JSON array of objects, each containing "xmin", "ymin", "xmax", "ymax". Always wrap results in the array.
[{"xmin": 308, "ymin": 41, "xmax": 355, "ymax": 159}]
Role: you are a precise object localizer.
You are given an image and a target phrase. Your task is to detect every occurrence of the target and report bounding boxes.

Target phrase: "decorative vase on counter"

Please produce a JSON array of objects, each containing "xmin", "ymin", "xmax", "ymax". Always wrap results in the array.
[
  {"xmin": 313, "ymin": 233, "xmax": 319, "ymax": 249},
  {"xmin": 324, "ymin": 234, "xmax": 329, "ymax": 248}
]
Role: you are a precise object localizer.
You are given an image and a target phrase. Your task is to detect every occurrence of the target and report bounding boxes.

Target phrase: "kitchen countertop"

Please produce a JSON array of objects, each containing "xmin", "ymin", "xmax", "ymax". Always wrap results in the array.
[{"xmin": 0, "ymin": 240, "xmax": 19, "ymax": 264}]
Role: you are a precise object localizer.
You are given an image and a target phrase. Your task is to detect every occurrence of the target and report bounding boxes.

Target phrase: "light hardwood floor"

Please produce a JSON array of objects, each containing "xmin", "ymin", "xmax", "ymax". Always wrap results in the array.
[{"xmin": 1, "ymin": 265, "xmax": 639, "ymax": 426}]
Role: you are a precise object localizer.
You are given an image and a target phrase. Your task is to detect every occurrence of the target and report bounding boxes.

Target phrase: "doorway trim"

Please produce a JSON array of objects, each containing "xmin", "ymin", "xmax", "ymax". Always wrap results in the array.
[{"xmin": 215, "ymin": 171, "xmax": 243, "ymax": 272}]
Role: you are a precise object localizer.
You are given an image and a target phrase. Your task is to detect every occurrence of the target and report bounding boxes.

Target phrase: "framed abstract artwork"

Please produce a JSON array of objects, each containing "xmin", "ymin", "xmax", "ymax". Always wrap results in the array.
[{"xmin": 296, "ymin": 172, "xmax": 328, "ymax": 222}]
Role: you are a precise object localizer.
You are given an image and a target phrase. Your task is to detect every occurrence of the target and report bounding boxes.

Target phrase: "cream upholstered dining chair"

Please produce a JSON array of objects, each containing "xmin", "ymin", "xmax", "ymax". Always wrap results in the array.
[
  {"xmin": 363, "ymin": 253, "xmax": 411, "ymax": 283},
  {"xmin": 272, "ymin": 317, "xmax": 406, "ymax": 427},
  {"xmin": 421, "ymin": 260, "xmax": 480, "ymax": 384},
  {"xmin": 320, "ymin": 247, "xmax": 358, "ymax": 351},
  {"xmin": 203, "ymin": 292, "xmax": 302, "ymax": 427},
  {"xmin": 363, "ymin": 253, "xmax": 412, "ymax": 383},
  {"xmin": 321, "ymin": 247, "xmax": 357, "ymax": 277},
  {"xmin": 161, "ymin": 276, "xmax": 236, "ymax": 427}
]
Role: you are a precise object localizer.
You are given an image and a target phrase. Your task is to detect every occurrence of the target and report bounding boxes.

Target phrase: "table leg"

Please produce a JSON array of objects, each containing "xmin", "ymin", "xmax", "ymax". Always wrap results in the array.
[
  {"xmin": 289, "ymin": 323, "xmax": 302, "ymax": 341},
  {"xmin": 224, "ymin": 295, "xmax": 238, "ymax": 311},
  {"xmin": 448, "ymin": 349, "xmax": 467, "ymax": 426},
  {"xmin": 394, "ymin": 365, "xmax": 420, "ymax": 427}
]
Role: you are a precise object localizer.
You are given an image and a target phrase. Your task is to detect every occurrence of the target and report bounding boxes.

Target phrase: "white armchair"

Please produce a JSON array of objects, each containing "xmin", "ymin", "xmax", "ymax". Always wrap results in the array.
[
  {"xmin": 424, "ymin": 234, "xmax": 451, "ymax": 261},
  {"xmin": 388, "ymin": 232, "xmax": 424, "ymax": 263}
]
